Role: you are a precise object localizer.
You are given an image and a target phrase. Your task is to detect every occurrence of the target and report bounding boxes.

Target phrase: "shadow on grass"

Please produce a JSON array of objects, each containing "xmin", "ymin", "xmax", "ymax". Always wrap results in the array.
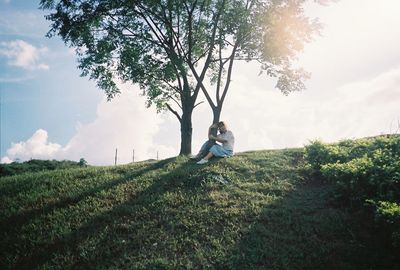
[
  {"xmin": 224, "ymin": 155, "xmax": 400, "ymax": 270},
  {"xmin": 7, "ymin": 152, "xmax": 327, "ymax": 269},
  {"xmin": 225, "ymin": 181, "xmax": 349, "ymax": 269},
  {"xmin": 2, "ymin": 159, "xmax": 176, "ymax": 269},
  {"xmin": 7, "ymin": 152, "xmax": 399, "ymax": 269},
  {"xmin": 10, "ymin": 157, "xmax": 210, "ymax": 269},
  {"xmin": 0, "ymin": 161, "xmax": 168, "ymax": 236}
]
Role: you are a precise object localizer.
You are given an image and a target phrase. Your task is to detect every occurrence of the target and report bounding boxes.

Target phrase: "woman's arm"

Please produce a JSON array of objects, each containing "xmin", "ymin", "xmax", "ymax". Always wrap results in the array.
[
  {"xmin": 208, "ymin": 123, "xmax": 228, "ymax": 143},
  {"xmin": 208, "ymin": 123, "xmax": 218, "ymax": 139},
  {"xmin": 212, "ymin": 137, "xmax": 227, "ymax": 143}
]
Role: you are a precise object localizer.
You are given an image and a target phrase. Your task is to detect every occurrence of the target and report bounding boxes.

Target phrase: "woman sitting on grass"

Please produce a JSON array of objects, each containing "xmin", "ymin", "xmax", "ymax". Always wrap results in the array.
[{"xmin": 193, "ymin": 121, "xmax": 235, "ymax": 165}]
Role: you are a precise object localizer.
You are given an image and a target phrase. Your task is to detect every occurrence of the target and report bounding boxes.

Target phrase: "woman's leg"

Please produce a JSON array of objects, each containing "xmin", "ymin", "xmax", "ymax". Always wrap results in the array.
[
  {"xmin": 209, "ymin": 145, "xmax": 232, "ymax": 158},
  {"xmin": 203, "ymin": 145, "xmax": 226, "ymax": 160},
  {"xmin": 195, "ymin": 140, "xmax": 216, "ymax": 158},
  {"xmin": 203, "ymin": 151, "xmax": 214, "ymax": 160},
  {"xmin": 197, "ymin": 145, "xmax": 231, "ymax": 164},
  {"xmin": 196, "ymin": 146, "xmax": 215, "ymax": 164}
]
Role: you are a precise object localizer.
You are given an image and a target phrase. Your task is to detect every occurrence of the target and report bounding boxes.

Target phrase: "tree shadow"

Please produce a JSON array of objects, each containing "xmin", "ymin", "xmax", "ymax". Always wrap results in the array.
[
  {"xmin": 223, "ymin": 180, "xmax": 351, "ymax": 269},
  {"xmin": 0, "ymin": 162, "xmax": 165, "ymax": 235},
  {"xmin": 2, "ymin": 159, "xmax": 174, "ymax": 269},
  {"xmin": 8, "ymin": 152, "xmax": 397, "ymax": 269},
  {"xmin": 224, "ymin": 175, "xmax": 400, "ymax": 269},
  {"xmin": 10, "ymin": 157, "xmax": 210, "ymax": 269}
]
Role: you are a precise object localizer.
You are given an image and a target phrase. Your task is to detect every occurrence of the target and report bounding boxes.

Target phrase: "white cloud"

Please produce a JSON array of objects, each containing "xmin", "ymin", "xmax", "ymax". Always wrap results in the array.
[
  {"xmin": 215, "ymin": 65, "xmax": 400, "ymax": 152},
  {"xmin": 1, "ymin": 156, "xmax": 13, "ymax": 164},
  {"xmin": 140, "ymin": 66, "xmax": 400, "ymax": 158},
  {"xmin": 60, "ymin": 83, "xmax": 178, "ymax": 165},
  {"xmin": 2, "ymin": 67, "xmax": 399, "ymax": 165},
  {"xmin": 187, "ymin": 0, "xmax": 400, "ymax": 153},
  {"xmin": 0, "ymin": 40, "xmax": 49, "ymax": 70},
  {"xmin": 1, "ymin": 84, "xmax": 178, "ymax": 165},
  {"xmin": 2, "ymin": 0, "xmax": 400, "ymax": 165},
  {"xmin": 2, "ymin": 129, "xmax": 62, "ymax": 162},
  {"xmin": 300, "ymin": 0, "xmax": 400, "ymax": 86}
]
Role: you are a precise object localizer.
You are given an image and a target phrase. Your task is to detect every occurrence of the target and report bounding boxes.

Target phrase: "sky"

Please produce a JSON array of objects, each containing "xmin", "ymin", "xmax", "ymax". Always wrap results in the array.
[{"xmin": 1, "ymin": 0, "xmax": 400, "ymax": 165}]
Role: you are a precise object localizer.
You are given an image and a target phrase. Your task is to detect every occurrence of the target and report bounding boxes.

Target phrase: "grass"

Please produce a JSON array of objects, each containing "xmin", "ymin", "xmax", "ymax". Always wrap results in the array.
[{"xmin": 0, "ymin": 148, "xmax": 398, "ymax": 269}]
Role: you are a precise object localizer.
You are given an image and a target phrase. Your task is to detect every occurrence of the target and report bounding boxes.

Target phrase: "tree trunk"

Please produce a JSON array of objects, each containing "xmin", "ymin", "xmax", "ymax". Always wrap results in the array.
[
  {"xmin": 212, "ymin": 107, "xmax": 221, "ymax": 125},
  {"xmin": 179, "ymin": 110, "xmax": 193, "ymax": 155}
]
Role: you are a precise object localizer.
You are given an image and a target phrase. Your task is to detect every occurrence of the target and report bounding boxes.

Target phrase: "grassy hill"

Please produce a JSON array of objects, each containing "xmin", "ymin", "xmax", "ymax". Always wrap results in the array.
[{"xmin": 1, "ymin": 137, "xmax": 399, "ymax": 269}]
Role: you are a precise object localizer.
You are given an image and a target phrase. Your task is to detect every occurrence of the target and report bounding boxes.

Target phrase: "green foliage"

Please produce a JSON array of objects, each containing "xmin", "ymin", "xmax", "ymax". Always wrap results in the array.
[
  {"xmin": 367, "ymin": 200, "xmax": 400, "ymax": 248},
  {"xmin": 321, "ymin": 156, "xmax": 374, "ymax": 203},
  {"xmin": 79, "ymin": 158, "xmax": 88, "ymax": 167},
  {"xmin": 304, "ymin": 139, "xmax": 348, "ymax": 171},
  {"xmin": 304, "ymin": 134, "xmax": 400, "ymax": 248},
  {"xmin": 40, "ymin": 0, "xmax": 321, "ymax": 119},
  {"xmin": 305, "ymin": 135, "xmax": 400, "ymax": 204},
  {"xmin": 0, "ymin": 159, "xmax": 87, "ymax": 177},
  {"xmin": 40, "ymin": 0, "xmax": 323, "ymax": 155}
]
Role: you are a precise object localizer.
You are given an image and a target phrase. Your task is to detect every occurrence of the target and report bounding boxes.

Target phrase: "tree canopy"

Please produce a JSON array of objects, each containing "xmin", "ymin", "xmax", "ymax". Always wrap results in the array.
[{"xmin": 41, "ymin": 0, "xmax": 322, "ymax": 154}]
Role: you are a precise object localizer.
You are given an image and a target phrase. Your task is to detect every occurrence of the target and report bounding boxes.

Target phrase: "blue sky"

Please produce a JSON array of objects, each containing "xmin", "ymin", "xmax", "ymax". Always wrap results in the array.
[
  {"xmin": 1, "ymin": 0, "xmax": 101, "ymax": 158},
  {"xmin": 1, "ymin": 0, "xmax": 400, "ymax": 165}
]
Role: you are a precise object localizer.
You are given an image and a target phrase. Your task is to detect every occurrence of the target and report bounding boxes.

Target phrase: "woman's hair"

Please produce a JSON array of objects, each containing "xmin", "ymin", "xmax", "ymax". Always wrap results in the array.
[{"xmin": 217, "ymin": 121, "xmax": 226, "ymax": 128}]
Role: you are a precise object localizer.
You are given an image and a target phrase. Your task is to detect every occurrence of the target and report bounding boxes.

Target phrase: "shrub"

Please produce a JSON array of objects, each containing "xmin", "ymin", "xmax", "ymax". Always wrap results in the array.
[
  {"xmin": 304, "ymin": 134, "xmax": 400, "ymax": 247},
  {"xmin": 0, "ymin": 159, "xmax": 87, "ymax": 177},
  {"xmin": 305, "ymin": 135, "xmax": 400, "ymax": 204},
  {"xmin": 367, "ymin": 200, "xmax": 400, "ymax": 248},
  {"xmin": 304, "ymin": 140, "xmax": 348, "ymax": 172},
  {"xmin": 320, "ymin": 156, "xmax": 373, "ymax": 206}
]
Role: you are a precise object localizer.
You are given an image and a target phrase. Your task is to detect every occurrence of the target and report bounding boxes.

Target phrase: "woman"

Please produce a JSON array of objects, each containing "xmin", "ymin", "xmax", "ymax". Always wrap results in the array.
[{"xmin": 195, "ymin": 121, "xmax": 235, "ymax": 164}]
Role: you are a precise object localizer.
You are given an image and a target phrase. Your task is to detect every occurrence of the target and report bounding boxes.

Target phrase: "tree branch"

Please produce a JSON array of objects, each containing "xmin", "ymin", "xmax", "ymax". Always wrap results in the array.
[
  {"xmin": 216, "ymin": 28, "xmax": 224, "ymax": 104},
  {"xmin": 166, "ymin": 103, "xmax": 182, "ymax": 122},
  {"xmin": 194, "ymin": 101, "xmax": 204, "ymax": 108},
  {"xmin": 188, "ymin": 0, "xmax": 226, "ymax": 108},
  {"xmin": 162, "ymin": 3, "xmax": 186, "ymax": 60},
  {"xmin": 167, "ymin": 94, "xmax": 183, "ymax": 109},
  {"xmin": 219, "ymin": 43, "xmax": 239, "ymax": 107},
  {"xmin": 131, "ymin": 5, "xmax": 189, "ymax": 104}
]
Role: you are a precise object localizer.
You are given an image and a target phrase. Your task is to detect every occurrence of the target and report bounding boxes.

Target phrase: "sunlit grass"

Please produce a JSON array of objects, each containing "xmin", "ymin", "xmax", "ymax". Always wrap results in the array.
[{"xmin": 0, "ymin": 146, "xmax": 398, "ymax": 269}]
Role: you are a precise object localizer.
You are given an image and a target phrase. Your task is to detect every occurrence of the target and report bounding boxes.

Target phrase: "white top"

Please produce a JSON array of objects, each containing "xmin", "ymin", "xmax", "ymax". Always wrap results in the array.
[{"xmin": 217, "ymin": 130, "xmax": 235, "ymax": 151}]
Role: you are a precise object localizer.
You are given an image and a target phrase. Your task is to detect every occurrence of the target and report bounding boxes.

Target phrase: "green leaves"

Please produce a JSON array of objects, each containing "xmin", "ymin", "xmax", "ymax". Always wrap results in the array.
[
  {"xmin": 275, "ymin": 66, "xmax": 310, "ymax": 95},
  {"xmin": 41, "ymin": 0, "xmax": 324, "ymax": 154},
  {"xmin": 367, "ymin": 200, "xmax": 400, "ymax": 247},
  {"xmin": 305, "ymin": 135, "xmax": 400, "ymax": 249},
  {"xmin": 305, "ymin": 135, "xmax": 400, "ymax": 204},
  {"xmin": 41, "ymin": 0, "xmax": 321, "ymax": 108}
]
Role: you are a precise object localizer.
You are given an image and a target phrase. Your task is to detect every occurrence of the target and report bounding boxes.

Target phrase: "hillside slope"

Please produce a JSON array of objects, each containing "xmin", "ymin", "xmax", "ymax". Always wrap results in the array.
[{"xmin": 0, "ymin": 147, "xmax": 398, "ymax": 269}]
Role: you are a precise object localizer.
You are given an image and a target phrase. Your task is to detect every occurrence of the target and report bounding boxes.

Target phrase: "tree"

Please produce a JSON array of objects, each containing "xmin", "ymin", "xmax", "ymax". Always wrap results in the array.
[
  {"xmin": 40, "ymin": 0, "xmax": 322, "ymax": 155},
  {"xmin": 79, "ymin": 158, "xmax": 88, "ymax": 167}
]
